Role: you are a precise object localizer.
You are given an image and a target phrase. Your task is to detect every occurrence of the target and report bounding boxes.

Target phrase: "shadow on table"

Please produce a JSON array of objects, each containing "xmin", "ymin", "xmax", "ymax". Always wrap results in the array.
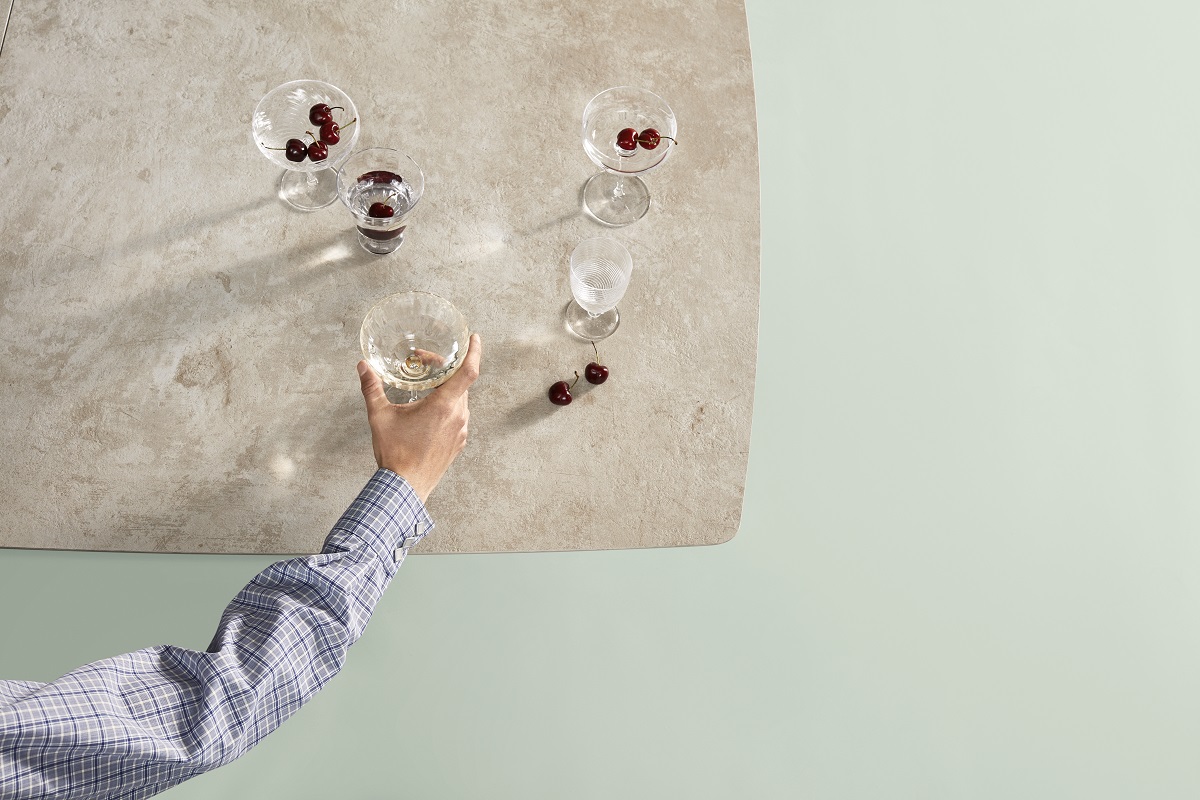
[
  {"xmin": 113, "ymin": 196, "xmax": 279, "ymax": 259},
  {"xmin": 504, "ymin": 395, "xmax": 556, "ymax": 430}
]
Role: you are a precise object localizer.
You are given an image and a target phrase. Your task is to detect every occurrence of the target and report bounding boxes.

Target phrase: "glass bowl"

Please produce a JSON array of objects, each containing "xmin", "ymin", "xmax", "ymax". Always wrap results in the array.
[
  {"xmin": 582, "ymin": 86, "xmax": 677, "ymax": 175},
  {"xmin": 252, "ymin": 79, "xmax": 361, "ymax": 210},
  {"xmin": 360, "ymin": 291, "xmax": 470, "ymax": 400}
]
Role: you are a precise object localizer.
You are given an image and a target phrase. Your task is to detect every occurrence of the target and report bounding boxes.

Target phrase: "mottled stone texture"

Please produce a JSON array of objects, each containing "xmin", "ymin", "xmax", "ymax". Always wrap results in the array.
[{"xmin": 0, "ymin": 0, "xmax": 759, "ymax": 553}]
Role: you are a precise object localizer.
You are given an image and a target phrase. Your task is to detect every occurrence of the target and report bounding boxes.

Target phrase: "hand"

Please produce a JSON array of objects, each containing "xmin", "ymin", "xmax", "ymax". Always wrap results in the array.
[{"xmin": 356, "ymin": 333, "xmax": 482, "ymax": 503}]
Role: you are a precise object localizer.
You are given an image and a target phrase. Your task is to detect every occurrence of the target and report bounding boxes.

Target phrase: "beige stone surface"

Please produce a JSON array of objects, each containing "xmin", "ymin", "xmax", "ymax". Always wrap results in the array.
[{"xmin": 0, "ymin": 0, "xmax": 759, "ymax": 553}]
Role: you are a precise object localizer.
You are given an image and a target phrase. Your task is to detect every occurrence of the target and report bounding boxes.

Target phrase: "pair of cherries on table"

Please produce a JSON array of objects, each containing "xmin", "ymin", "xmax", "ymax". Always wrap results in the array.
[
  {"xmin": 548, "ymin": 343, "xmax": 609, "ymax": 405},
  {"xmin": 263, "ymin": 103, "xmax": 357, "ymax": 163}
]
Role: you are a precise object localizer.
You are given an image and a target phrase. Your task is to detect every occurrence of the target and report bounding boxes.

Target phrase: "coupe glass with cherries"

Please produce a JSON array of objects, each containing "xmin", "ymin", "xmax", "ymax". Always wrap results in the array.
[
  {"xmin": 581, "ymin": 87, "xmax": 677, "ymax": 226},
  {"xmin": 252, "ymin": 80, "xmax": 360, "ymax": 211},
  {"xmin": 360, "ymin": 291, "xmax": 469, "ymax": 403},
  {"xmin": 336, "ymin": 148, "xmax": 424, "ymax": 255}
]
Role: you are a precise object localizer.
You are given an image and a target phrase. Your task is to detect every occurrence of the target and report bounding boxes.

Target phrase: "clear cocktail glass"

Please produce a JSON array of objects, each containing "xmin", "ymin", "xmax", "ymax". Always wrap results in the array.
[
  {"xmin": 360, "ymin": 291, "xmax": 469, "ymax": 403},
  {"xmin": 252, "ymin": 80, "xmax": 360, "ymax": 211},
  {"xmin": 581, "ymin": 87, "xmax": 677, "ymax": 226}
]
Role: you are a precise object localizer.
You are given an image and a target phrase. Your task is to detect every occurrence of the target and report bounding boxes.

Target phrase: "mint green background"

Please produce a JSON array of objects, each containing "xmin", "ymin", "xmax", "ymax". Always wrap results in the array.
[{"xmin": 4, "ymin": 1, "xmax": 1200, "ymax": 796}]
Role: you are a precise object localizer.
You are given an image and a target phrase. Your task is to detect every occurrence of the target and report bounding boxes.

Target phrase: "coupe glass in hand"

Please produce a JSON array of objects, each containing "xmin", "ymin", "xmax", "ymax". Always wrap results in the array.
[
  {"xmin": 581, "ymin": 86, "xmax": 677, "ymax": 226},
  {"xmin": 336, "ymin": 148, "xmax": 424, "ymax": 255},
  {"xmin": 252, "ymin": 80, "xmax": 360, "ymax": 211},
  {"xmin": 360, "ymin": 291, "xmax": 470, "ymax": 402},
  {"xmin": 564, "ymin": 238, "xmax": 633, "ymax": 341}
]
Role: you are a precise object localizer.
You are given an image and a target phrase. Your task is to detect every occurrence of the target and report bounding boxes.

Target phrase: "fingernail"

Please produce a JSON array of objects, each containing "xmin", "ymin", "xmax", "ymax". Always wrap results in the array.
[{"xmin": 357, "ymin": 362, "xmax": 370, "ymax": 378}]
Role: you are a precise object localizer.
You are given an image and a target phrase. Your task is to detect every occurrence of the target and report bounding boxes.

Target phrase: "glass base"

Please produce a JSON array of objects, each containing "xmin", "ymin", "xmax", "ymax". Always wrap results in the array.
[
  {"xmin": 564, "ymin": 300, "xmax": 620, "ymax": 341},
  {"xmin": 583, "ymin": 172, "xmax": 650, "ymax": 226},
  {"xmin": 280, "ymin": 168, "xmax": 339, "ymax": 211},
  {"xmin": 357, "ymin": 230, "xmax": 406, "ymax": 255}
]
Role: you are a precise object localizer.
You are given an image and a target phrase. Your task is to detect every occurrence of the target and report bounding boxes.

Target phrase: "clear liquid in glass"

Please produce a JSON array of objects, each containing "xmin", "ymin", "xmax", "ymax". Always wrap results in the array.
[
  {"xmin": 348, "ymin": 171, "xmax": 416, "ymax": 240},
  {"xmin": 364, "ymin": 333, "xmax": 456, "ymax": 392}
]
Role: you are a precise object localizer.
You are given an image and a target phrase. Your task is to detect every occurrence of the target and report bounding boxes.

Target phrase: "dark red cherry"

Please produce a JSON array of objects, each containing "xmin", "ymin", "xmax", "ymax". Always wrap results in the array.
[
  {"xmin": 319, "ymin": 121, "xmax": 340, "ymax": 145},
  {"xmin": 309, "ymin": 103, "xmax": 332, "ymax": 126},
  {"xmin": 637, "ymin": 128, "xmax": 661, "ymax": 150},
  {"xmin": 548, "ymin": 381, "xmax": 572, "ymax": 405},
  {"xmin": 307, "ymin": 140, "xmax": 328, "ymax": 162},
  {"xmin": 616, "ymin": 127, "xmax": 638, "ymax": 152},
  {"xmin": 548, "ymin": 371, "xmax": 580, "ymax": 406},
  {"xmin": 262, "ymin": 139, "xmax": 309, "ymax": 162},
  {"xmin": 584, "ymin": 342, "xmax": 608, "ymax": 384},
  {"xmin": 368, "ymin": 202, "xmax": 395, "ymax": 218},
  {"xmin": 584, "ymin": 363, "xmax": 608, "ymax": 385},
  {"xmin": 284, "ymin": 138, "xmax": 307, "ymax": 162}
]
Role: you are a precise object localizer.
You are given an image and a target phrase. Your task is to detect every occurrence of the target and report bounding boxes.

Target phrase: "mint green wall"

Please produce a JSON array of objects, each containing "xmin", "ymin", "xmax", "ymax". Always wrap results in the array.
[{"xmin": 4, "ymin": 1, "xmax": 1200, "ymax": 797}]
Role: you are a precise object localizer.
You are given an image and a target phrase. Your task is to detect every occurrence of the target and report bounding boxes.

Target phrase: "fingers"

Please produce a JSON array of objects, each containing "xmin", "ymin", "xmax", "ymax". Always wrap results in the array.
[
  {"xmin": 357, "ymin": 361, "xmax": 390, "ymax": 413},
  {"xmin": 413, "ymin": 348, "xmax": 447, "ymax": 368},
  {"xmin": 438, "ymin": 333, "xmax": 483, "ymax": 397}
]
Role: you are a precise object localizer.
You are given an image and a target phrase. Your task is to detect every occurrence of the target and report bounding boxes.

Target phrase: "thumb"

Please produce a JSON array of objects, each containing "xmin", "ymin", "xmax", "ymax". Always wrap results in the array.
[
  {"xmin": 439, "ymin": 333, "xmax": 483, "ymax": 397},
  {"xmin": 357, "ymin": 361, "xmax": 389, "ymax": 412}
]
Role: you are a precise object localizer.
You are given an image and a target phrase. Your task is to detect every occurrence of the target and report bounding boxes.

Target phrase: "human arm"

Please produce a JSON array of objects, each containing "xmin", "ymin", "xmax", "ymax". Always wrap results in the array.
[
  {"xmin": 0, "ymin": 471, "xmax": 429, "ymax": 800},
  {"xmin": 0, "ymin": 334, "xmax": 482, "ymax": 800}
]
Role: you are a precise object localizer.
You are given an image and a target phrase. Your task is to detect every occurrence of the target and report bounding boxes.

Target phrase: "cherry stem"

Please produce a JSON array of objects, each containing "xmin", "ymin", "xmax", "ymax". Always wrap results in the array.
[
  {"xmin": 305, "ymin": 131, "xmax": 318, "ymax": 143},
  {"xmin": 341, "ymin": 117, "xmax": 358, "ymax": 131},
  {"xmin": 591, "ymin": 340, "xmax": 601, "ymax": 363},
  {"xmin": 330, "ymin": 106, "xmax": 344, "ymax": 114},
  {"xmin": 569, "ymin": 371, "xmax": 580, "ymax": 390},
  {"xmin": 261, "ymin": 143, "xmax": 287, "ymax": 151}
]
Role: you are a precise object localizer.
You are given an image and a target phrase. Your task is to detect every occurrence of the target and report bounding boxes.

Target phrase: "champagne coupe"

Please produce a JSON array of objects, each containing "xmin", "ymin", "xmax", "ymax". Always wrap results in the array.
[
  {"xmin": 360, "ymin": 291, "xmax": 470, "ymax": 403},
  {"xmin": 581, "ymin": 87, "xmax": 677, "ymax": 226},
  {"xmin": 336, "ymin": 148, "xmax": 425, "ymax": 255},
  {"xmin": 252, "ymin": 80, "xmax": 361, "ymax": 211},
  {"xmin": 563, "ymin": 237, "xmax": 633, "ymax": 341}
]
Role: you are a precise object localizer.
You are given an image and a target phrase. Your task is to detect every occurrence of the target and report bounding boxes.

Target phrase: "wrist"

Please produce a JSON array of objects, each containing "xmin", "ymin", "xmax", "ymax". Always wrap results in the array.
[{"xmin": 380, "ymin": 464, "xmax": 432, "ymax": 503}]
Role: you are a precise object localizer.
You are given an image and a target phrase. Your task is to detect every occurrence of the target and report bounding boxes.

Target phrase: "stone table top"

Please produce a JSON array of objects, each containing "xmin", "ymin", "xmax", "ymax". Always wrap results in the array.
[{"xmin": 0, "ymin": 0, "xmax": 759, "ymax": 554}]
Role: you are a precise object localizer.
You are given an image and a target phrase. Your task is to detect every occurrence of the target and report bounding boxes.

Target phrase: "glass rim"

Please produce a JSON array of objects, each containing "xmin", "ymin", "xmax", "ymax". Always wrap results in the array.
[
  {"xmin": 582, "ymin": 86, "xmax": 674, "ymax": 123},
  {"xmin": 336, "ymin": 147, "xmax": 426, "ymax": 206},
  {"xmin": 570, "ymin": 236, "xmax": 633, "ymax": 269},
  {"xmin": 361, "ymin": 288, "xmax": 462, "ymax": 317},
  {"xmin": 253, "ymin": 79, "xmax": 360, "ymax": 173},
  {"xmin": 359, "ymin": 290, "xmax": 470, "ymax": 387}
]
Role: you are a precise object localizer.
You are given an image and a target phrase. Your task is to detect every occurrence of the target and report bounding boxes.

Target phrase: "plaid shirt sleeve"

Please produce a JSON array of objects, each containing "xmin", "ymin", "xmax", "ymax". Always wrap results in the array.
[{"xmin": 0, "ymin": 469, "xmax": 431, "ymax": 800}]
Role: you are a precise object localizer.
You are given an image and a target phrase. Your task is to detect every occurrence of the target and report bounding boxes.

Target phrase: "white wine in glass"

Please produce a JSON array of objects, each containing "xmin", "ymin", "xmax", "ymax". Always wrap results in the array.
[{"xmin": 360, "ymin": 291, "xmax": 470, "ymax": 402}]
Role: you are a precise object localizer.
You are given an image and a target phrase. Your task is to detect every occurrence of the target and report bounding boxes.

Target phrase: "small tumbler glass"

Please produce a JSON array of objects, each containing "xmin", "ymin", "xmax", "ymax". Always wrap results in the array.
[
  {"xmin": 563, "ymin": 237, "xmax": 634, "ymax": 341},
  {"xmin": 336, "ymin": 148, "xmax": 425, "ymax": 255}
]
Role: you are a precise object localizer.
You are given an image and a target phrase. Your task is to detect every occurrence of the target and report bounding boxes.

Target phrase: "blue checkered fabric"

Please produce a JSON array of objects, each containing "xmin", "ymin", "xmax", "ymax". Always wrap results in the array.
[{"xmin": 0, "ymin": 469, "xmax": 431, "ymax": 800}]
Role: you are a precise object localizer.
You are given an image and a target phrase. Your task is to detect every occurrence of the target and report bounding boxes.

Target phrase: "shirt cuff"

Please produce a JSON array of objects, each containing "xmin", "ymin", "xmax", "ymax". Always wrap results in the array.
[{"xmin": 322, "ymin": 469, "xmax": 434, "ymax": 570}]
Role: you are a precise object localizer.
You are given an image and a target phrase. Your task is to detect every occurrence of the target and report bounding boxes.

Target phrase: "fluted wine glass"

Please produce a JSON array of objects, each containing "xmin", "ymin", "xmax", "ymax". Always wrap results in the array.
[
  {"xmin": 581, "ymin": 87, "xmax": 677, "ymax": 226},
  {"xmin": 360, "ymin": 291, "xmax": 470, "ymax": 403},
  {"xmin": 252, "ymin": 80, "xmax": 360, "ymax": 211},
  {"xmin": 564, "ymin": 238, "xmax": 633, "ymax": 341}
]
